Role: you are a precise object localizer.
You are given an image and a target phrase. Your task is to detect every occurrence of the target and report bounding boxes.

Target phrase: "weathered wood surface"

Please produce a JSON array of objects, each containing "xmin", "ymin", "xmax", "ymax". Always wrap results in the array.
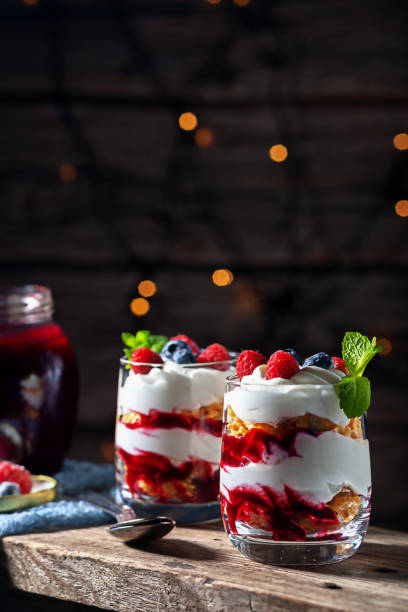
[{"xmin": 1, "ymin": 524, "xmax": 408, "ymax": 611}]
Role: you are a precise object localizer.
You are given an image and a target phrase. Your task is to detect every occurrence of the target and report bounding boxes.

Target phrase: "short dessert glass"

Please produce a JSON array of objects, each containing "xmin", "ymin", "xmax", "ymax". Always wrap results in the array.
[
  {"xmin": 115, "ymin": 357, "xmax": 235, "ymax": 524},
  {"xmin": 220, "ymin": 375, "xmax": 371, "ymax": 565}
]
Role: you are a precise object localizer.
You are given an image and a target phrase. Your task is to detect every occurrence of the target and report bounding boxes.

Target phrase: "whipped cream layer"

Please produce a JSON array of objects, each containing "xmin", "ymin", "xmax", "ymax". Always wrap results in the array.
[
  {"xmin": 116, "ymin": 422, "xmax": 221, "ymax": 464},
  {"xmin": 226, "ymin": 365, "xmax": 349, "ymax": 426},
  {"xmin": 119, "ymin": 362, "xmax": 234, "ymax": 415},
  {"xmin": 221, "ymin": 430, "xmax": 371, "ymax": 504}
]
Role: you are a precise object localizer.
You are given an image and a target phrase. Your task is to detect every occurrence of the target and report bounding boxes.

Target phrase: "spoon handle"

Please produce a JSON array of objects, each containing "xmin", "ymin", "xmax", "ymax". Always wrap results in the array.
[{"xmin": 79, "ymin": 491, "xmax": 137, "ymax": 523}]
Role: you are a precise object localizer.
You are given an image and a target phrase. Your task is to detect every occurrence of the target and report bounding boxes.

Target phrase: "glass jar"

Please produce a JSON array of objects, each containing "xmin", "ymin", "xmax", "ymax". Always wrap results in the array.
[
  {"xmin": 0, "ymin": 285, "xmax": 78, "ymax": 474},
  {"xmin": 115, "ymin": 357, "xmax": 235, "ymax": 524},
  {"xmin": 220, "ymin": 375, "xmax": 371, "ymax": 565}
]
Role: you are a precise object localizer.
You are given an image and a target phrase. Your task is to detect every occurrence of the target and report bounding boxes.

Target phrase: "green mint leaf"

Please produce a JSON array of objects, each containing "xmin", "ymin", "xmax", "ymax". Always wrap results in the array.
[
  {"xmin": 335, "ymin": 375, "xmax": 371, "ymax": 418},
  {"xmin": 123, "ymin": 348, "xmax": 133, "ymax": 359},
  {"xmin": 148, "ymin": 335, "xmax": 168, "ymax": 353},
  {"xmin": 134, "ymin": 330, "xmax": 151, "ymax": 347},
  {"xmin": 121, "ymin": 332, "xmax": 136, "ymax": 348},
  {"xmin": 342, "ymin": 331, "xmax": 383, "ymax": 377}
]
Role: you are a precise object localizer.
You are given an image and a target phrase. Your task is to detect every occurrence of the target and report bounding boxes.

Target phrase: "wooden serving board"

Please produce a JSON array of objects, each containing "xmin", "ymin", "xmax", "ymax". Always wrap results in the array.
[{"xmin": 1, "ymin": 524, "xmax": 407, "ymax": 611}]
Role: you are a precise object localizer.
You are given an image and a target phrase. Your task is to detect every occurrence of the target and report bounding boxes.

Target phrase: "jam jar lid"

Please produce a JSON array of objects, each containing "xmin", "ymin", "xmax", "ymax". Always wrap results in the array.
[{"xmin": 0, "ymin": 285, "xmax": 54, "ymax": 327}]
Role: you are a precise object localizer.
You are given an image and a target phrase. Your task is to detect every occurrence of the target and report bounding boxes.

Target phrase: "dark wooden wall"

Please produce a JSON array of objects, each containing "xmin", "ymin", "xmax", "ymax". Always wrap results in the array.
[{"xmin": 1, "ymin": 0, "xmax": 407, "ymax": 528}]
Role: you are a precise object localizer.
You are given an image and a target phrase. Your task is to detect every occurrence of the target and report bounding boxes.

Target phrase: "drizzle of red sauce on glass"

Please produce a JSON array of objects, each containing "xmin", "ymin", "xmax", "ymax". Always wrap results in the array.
[
  {"xmin": 121, "ymin": 409, "xmax": 222, "ymax": 437},
  {"xmin": 221, "ymin": 484, "xmax": 340, "ymax": 541},
  {"xmin": 118, "ymin": 447, "xmax": 219, "ymax": 503},
  {"xmin": 221, "ymin": 428, "xmax": 321, "ymax": 468}
]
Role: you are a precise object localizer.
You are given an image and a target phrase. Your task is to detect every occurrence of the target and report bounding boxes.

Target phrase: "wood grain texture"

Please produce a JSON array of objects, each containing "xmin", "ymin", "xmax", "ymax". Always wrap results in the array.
[{"xmin": 1, "ymin": 525, "xmax": 408, "ymax": 611}]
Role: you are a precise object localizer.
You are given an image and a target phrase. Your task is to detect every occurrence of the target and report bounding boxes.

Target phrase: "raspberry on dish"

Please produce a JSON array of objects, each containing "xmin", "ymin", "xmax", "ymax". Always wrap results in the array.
[
  {"xmin": 265, "ymin": 350, "xmax": 300, "ymax": 380},
  {"xmin": 130, "ymin": 347, "xmax": 163, "ymax": 374},
  {"xmin": 0, "ymin": 461, "xmax": 32, "ymax": 494},
  {"xmin": 236, "ymin": 350, "xmax": 267, "ymax": 380},
  {"xmin": 170, "ymin": 334, "xmax": 200, "ymax": 355},
  {"xmin": 197, "ymin": 343, "xmax": 231, "ymax": 370},
  {"xmin": 332, "ymin": 356, "xmax": 350, "ymax": 375}
]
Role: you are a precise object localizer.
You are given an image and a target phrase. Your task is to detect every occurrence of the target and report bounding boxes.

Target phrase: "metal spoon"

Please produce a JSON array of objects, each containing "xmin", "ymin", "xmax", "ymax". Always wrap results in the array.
[{"xmin": 79, "ymin": 491, "xmax": 176, "ymax": 544}]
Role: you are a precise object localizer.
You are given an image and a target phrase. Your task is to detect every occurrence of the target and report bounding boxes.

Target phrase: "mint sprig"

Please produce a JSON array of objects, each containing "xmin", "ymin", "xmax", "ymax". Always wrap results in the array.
[
  {"xmin": 335, "ymin": 331, "xmax": 384, "ymax": 418},
  {"xmin": 121, "ymin": 330, "xmax": 168, "ymax": 358}
]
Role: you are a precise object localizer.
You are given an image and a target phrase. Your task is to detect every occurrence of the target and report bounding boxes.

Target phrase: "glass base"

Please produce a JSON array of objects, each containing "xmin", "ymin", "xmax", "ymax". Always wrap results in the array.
[
  {"xmin": 117, "ymin": 489, "xmax": 221, "ymax": 524},
  {"xmin": 228, "ymin": 533, "xmax": 364, "ymax": 565}
]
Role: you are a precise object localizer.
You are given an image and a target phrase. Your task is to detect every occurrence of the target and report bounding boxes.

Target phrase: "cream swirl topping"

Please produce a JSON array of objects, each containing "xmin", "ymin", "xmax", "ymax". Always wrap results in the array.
[
  {"xmin": 119, "ymin": 361, "xmax": 235, "ymax": 415},
  {"xmin": 226, "ymin": 365, "xmax": 349, "ymax": 426}
]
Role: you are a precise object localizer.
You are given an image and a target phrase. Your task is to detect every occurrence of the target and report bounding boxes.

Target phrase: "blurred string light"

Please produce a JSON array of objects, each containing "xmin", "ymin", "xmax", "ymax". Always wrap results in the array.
[
  {"xmin": 59, "ymin": 162, "xmax": 77, "ymax": 183},
  {"xmin": 393, "ymin": 133, "xmax": 408, "ymax": 151},
  {"xmin": 376, "ymin": 337, "xmax": 392, "ymax": 355},
  {"xmin": 395, "ymin": 200, "xmax": 408, "ymax": 217},
  {"xmin": 234, "ymin": 0, "xmax": 251, "ymax": 6},
  {"xmin": 194, "ymin": 127, "xmax": 213, "ymax": 148},
  {"xmin": 269, "ymin": 144, "xmax": 288, "ymax": 162},
  {"xmin": 212, "ymin": 269, "xmax": 234, "ymax": 286},
  {"xmin": 138, "ymin": 280, "xmax": 157, "ymax": 297},
  {"xmin": 130, "ymin": 297, "xmax": 150, "ymax": 316},
  {"xmin": 178, "ymin": 112, "xmax": 198, "ymax": 131},
  {"xmin": 236, "ymin": 281, "xmax": 262, "ymax": 312},
  {"xmin": 100, "ymin": 442, "xmax": 115, "ymax": 462}
]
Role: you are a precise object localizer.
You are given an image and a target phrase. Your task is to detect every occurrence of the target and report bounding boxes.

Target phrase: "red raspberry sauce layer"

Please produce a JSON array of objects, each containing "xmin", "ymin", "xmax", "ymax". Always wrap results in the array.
[
  {"xmin": 122, "ymin": 409, "xmax": 222, "ymax": 437},
  {"xmin": 118, "ymin": 447, "xmax": 219, "ymax": 503},
  {"xmin": 221, "ymin": 428, "xmax": 321, "ymax": 468},
  {"xmin": 221, "ymin": 484, "xmax": 339, "ymax": 541}
]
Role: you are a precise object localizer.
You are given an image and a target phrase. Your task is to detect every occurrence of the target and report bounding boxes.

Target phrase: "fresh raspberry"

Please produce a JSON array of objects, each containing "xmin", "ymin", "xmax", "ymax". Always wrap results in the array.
[
  {"xmin": 236, "ymin": 350, "xmax": 267, "ymax": 380},
  {"xmin": 130, "ymin": 347, "xmax": 163, "ymax": 374},
  {"xmin": 265, "ymin": 350, "xmax": 300, "ymax": 380},
  {"xmin": 0, "ymin": 461, "xmax": 32, "ymax": 494},
  {"xmin": 332, "ymin": 356, "xmax": 350, "ymax": 375},
  {"xmin": 170, "ymin": 334, "xmax": 200, "ymax": 355},
  {"xmin": 197, "ymin": 343, "xmax": 231, "ymax": 370}
]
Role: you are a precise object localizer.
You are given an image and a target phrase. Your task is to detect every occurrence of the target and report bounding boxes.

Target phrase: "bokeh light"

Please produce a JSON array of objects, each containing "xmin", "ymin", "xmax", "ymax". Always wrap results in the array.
[
  {"xmin": 236, "ymin": 282, "xmax": 262, "ymax": 312},
  {"xmin": 269, "ymin": 144, "xmax": 288, "ymax": 162},
  {"xmin": 393, "ymin": 133, "xmax": 408, "ymax": 151},
  {"xmin": 138, "ymin": 280, "xmax": 157, "ymax": 297},
  {"xmin": 234, "ymin": 0, "xmax": 251, "ymax": 6},
  {"xmin": 376, "ymin": 337, "xmax": 392, "ymax": 355},
  {"xmin": 100, "ymin": 442, "xmax": 115, "ymax": 462},
  {"xmin": 212, "ymin": 269, "xmax": 234, "ymax": 286},
  {"xmin": 207, "ymin": 0, "xmax": 221, "ymax": 4},
  {"xmin": 395, "ymin": 200, "xmax": 408, "ymax": 217},
  {"xmin": 130, "ymin": 297, "xmax": 150, "ymax": 316},
  {"xmin": 59, "ymin": 162, "xmax": 77, "ymax": 183},
  {"xmin": 194, "ymin": 127, "xmax": 213, "ymax": 148},
  {"xmin": 178, "ymin": 112, "xmax": 198, "ymax": 131},
  {"xmin": 24, "ymin": 0, "xmax": 39, "ymax": 5}
]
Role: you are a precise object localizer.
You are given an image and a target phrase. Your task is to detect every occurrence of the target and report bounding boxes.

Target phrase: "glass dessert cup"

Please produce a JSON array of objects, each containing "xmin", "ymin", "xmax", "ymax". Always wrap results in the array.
[
  {"xmin": 220, "ymin": 375, "xmax": 371, "ymax": 565},
  {"xmin": 115, "ymin": 358, "xmax": 235, "ymax": 524}
]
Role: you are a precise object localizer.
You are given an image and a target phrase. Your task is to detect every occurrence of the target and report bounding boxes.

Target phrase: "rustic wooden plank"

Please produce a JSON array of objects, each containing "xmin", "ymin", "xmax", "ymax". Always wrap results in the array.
[{"xmin": 1, "ymin": 525, "xmax": 407, "ymax": 611}]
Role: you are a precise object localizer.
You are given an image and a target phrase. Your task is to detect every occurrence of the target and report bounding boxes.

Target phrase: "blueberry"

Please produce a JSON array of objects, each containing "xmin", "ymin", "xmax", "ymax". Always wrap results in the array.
[
  {"xmin": 0, "ymin": 481, "xmax": 21, "ymax": 496},
  {"xmin": 283, "ymin": 348, "xmax": 301, "ymax": 364},
  {"xmin": 303, "ymin": 352, "xmax": 334, "ymax": 369},
  {"xmin": 161, "ymin": 340, "xmax": 196, "ymax": 364}
]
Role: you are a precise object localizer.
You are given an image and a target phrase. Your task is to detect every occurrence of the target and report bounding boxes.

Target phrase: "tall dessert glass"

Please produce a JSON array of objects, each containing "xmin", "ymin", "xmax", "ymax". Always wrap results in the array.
[
  {"xmin": 115, "ymin": 358, "xmax": 235, "ymax": 523},
  {"xmin": 220, "ymin": 372, "xmax": 371, "ymax": 565}
]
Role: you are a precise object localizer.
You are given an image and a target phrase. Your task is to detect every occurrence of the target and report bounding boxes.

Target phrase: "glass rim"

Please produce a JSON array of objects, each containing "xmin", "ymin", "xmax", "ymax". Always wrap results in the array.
[{"xmin": 120, "ymin": 357, "xmax": 235, "ymax": 369}]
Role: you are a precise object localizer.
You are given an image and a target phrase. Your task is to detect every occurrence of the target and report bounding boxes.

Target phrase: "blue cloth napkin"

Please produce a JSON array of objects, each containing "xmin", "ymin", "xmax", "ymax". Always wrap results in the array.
[{"xmin": 0, "ymin": 459, "xmax": 116, "ymax": 538}]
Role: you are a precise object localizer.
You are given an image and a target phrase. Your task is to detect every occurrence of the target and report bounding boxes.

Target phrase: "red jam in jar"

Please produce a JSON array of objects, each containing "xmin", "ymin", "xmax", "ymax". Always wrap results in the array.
[{"xmin": 0, "ymin": 285, "xmax": 78, "ymax": 474}]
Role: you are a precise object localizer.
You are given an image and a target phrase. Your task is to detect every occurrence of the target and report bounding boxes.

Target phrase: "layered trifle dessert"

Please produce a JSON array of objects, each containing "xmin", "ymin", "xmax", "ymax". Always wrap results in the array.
[
  {"xmin": 220, "ymin": 332, "xmax": 382, "ymax": 564},
  {"xmin": 115, "ymin": 330, "xmax": 235, "ymax": 522}
]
